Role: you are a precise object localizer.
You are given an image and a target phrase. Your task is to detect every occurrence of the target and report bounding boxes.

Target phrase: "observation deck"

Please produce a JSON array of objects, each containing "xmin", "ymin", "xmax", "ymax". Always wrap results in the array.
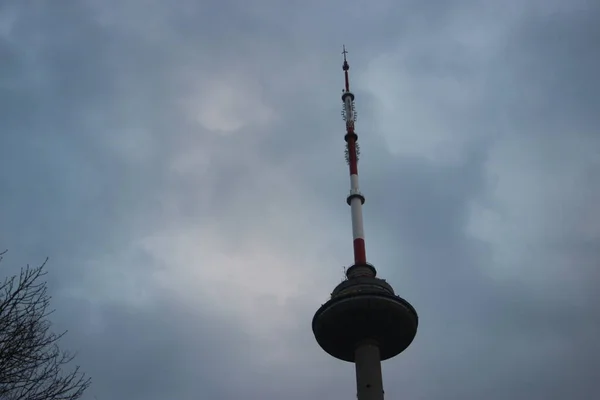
[{"xmin": 312, "ymin": 264, "xmax": 418, "ymax": 362}]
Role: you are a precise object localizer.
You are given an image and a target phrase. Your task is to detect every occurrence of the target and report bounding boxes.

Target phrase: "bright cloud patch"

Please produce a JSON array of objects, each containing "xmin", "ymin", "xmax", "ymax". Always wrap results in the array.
[
  {"xmin": 357, "ymin": 6, "xmax": 514, "ymax": 165},
  {"xmin": 467, "ymin": 132, "xmax": 600, "ymax": 288},
  {"xmin": 181, "ymin": 72, "xmax": 275, "ymax": 134}
]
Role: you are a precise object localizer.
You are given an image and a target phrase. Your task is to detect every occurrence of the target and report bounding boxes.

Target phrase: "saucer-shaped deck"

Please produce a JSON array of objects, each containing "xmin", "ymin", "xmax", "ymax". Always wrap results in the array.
[{"xmin": 313, "ymin": 291, "xmax": 418, "ymax": 362}]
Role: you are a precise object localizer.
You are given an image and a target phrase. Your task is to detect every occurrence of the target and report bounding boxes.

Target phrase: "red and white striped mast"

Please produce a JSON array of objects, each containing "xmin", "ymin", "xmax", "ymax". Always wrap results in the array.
[
  {"xmin": 341, "ymin": 46, "xmax": 374, "ymax": 279},
  {"xmin": 312, "ymin": 48, "xmax": 419, "ymax": 400}
]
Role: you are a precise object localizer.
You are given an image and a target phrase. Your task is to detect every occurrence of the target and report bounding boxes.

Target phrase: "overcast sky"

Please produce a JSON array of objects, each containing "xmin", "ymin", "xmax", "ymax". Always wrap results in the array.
[{"xmin": 1, "ymin": 0, "xmax": 599, "ymax": 399}]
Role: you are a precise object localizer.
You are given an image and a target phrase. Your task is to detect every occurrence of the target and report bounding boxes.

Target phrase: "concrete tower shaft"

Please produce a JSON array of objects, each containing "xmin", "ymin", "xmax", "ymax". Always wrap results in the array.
[{"xmin": 312, "ymin": 47, "xmax": 418, "ymax": 400}]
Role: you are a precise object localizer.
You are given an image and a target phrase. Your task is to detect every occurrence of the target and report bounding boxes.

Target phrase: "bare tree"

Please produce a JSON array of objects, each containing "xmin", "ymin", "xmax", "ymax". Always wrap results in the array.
[{"xmin": 0, "ymin": 251, "xmax": 91, "ymax": 400}]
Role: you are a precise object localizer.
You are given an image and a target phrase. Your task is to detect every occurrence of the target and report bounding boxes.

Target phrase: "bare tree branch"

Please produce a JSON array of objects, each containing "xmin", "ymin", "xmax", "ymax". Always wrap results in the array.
[{"xmin": 0, "ymin": 252, "xmax": 91, "ymax": 400}]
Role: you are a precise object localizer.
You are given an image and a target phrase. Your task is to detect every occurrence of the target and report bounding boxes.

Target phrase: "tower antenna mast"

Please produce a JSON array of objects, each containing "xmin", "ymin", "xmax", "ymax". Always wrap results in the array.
[
  {"xmin": 312, "ymin": 47, "xmax": 419, "ymax": 400},
  {"xmin": 340, "ymin": 45, "xmax": 367, "ymax": 269}
]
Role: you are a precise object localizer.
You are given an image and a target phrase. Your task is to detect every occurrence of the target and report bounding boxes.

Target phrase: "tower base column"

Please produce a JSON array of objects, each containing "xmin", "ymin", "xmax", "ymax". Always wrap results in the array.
[{"xmin": 355, "ymin": 340, "xmax": 384, "ymax": 400}]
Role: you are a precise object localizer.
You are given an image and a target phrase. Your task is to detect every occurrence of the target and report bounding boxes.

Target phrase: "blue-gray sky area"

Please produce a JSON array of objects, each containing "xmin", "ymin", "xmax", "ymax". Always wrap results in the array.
[{"xmin": 1, "ymin": 1, "xmax": 599, "ymax": 399}]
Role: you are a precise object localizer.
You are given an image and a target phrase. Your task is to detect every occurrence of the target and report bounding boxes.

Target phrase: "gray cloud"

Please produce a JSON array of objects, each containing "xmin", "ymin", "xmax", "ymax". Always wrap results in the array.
[{"xmin": 1, "ymin": 0, "xmax": 598, "ymax": 399}]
